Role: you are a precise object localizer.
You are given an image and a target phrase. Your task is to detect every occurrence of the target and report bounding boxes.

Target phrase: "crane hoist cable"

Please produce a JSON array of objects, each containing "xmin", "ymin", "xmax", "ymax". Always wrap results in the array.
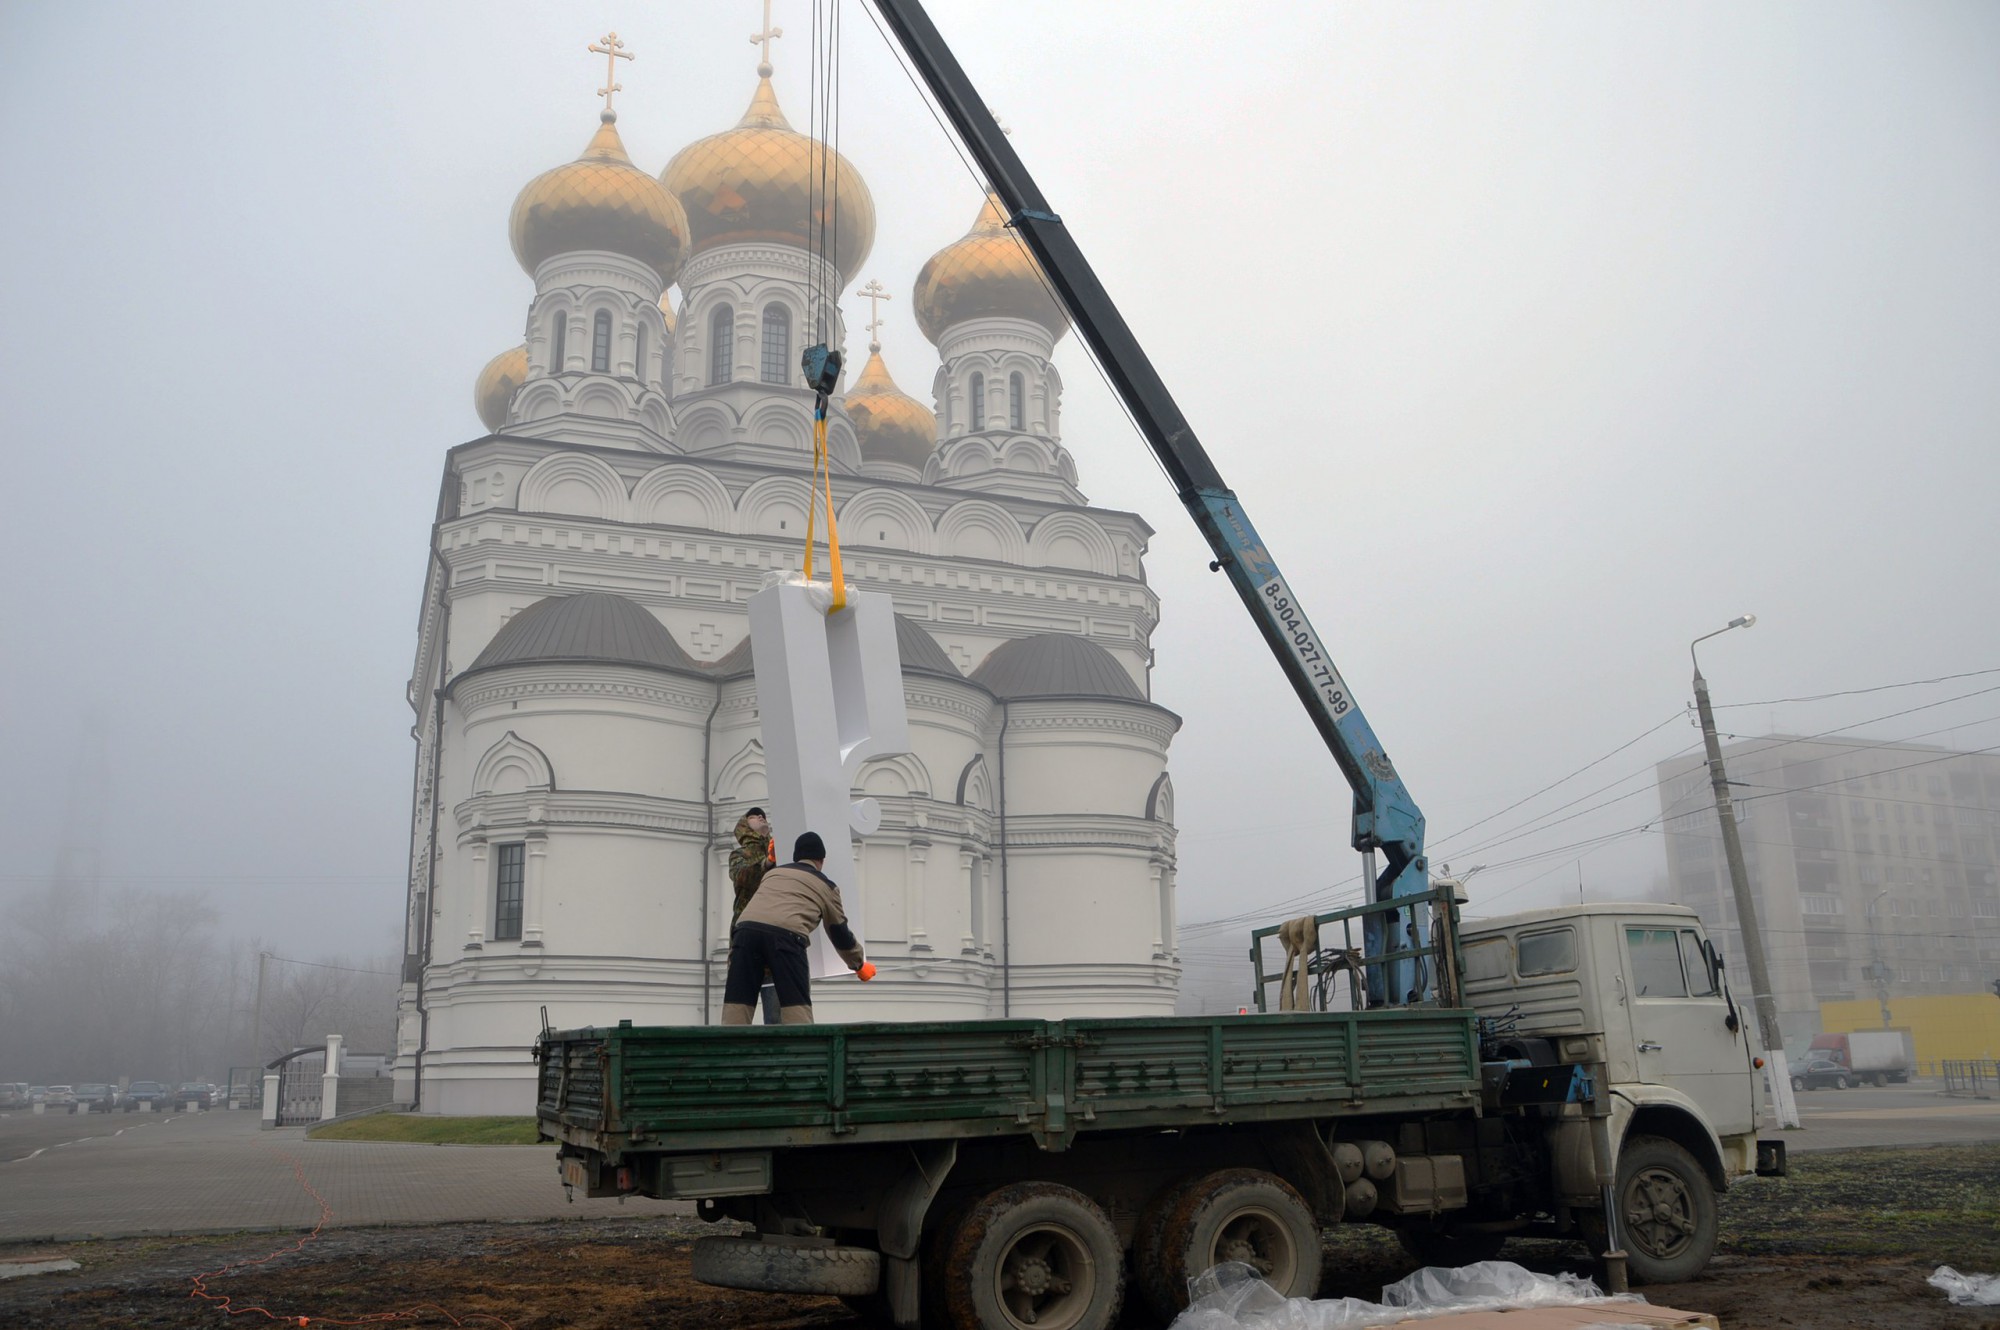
[{"xmin": 799, "ymin": 0, "xmax": 846, "ymax": 612}]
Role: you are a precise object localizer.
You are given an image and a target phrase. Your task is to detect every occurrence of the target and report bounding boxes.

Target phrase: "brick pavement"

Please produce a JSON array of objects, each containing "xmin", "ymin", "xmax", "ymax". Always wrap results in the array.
[{"xmin": 0, "ymin": 1109, "xmax": 688, "ymax": 1243}]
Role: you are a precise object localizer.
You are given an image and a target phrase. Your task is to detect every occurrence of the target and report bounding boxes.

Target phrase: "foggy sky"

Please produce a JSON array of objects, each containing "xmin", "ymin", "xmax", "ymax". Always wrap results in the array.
[{"xmin": 1, "ymin": 1, "xmax": 1996, "ymax": 965}]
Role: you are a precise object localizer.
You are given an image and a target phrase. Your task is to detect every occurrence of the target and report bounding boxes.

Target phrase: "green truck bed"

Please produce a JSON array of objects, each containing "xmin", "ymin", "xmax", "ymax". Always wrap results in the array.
[{"xmin": 537, "ymin": 1008, "xmax": 1480, "ymax": 1158}]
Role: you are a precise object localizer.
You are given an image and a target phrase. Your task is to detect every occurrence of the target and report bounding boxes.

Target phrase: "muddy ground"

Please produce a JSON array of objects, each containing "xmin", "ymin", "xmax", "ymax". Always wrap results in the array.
[{"xmin": 2, "ymin": 1144, "xmax": 1995, "ymax": 1329}]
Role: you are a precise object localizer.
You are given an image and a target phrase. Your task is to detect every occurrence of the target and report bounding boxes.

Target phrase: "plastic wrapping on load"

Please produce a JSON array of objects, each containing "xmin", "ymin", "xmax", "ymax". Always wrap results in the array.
[
  {"xmin": 1172, "ymin": 1260, "xmax": 1644, "ymax": 1330},
  {"xmin": 1929, "ymin": 1266, "xmax": 2000, "ymax": 1306}
]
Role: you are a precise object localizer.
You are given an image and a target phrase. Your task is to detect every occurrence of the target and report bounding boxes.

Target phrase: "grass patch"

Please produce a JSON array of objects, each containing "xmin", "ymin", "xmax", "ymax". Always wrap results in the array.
[
  {"xmin": 308, "ymin": 1114, "xmax": 542, "ymax": 1145},
  {"xmin": 1719, "ymin": 1143, "xmax": 2000, "ymax": 1265}
]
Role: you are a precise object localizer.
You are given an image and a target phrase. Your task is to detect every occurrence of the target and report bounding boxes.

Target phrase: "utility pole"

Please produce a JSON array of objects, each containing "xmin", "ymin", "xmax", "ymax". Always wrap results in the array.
[
  {"xmin": 251, "ymin": 950, "xmax": 271, "ymax": 1065},
  {"xmin": 1691, "ymin": 615, "xmax": 1785, "ymax": 1059},
  {"xmin": 1868, "ymin": 889, "xmax": 1892, "ymax": 1030}
]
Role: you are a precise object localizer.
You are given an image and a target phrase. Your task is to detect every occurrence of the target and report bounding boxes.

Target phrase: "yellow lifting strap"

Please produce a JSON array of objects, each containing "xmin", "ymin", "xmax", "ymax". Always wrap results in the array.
[
  {"xmin": 1277, "ymin": 915, "xmax": 1319, "ymax": 1012},
  {"xmin": 802, "ymin": 401, "xmax": 846, "ymax": 612}
]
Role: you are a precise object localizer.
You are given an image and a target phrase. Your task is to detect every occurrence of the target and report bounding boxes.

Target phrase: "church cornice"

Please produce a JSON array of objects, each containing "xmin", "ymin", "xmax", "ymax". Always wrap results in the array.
[
  {"xmin": 453, "ymin": 787, "xmax": 712, "ymax": 838},
  {"xmin": 451, "ymin": 666, "xmax": 715, "ymax": 714},
  {"xmin": 443, "ymin": 435, "xmax": 1156, "ymax": 541}
]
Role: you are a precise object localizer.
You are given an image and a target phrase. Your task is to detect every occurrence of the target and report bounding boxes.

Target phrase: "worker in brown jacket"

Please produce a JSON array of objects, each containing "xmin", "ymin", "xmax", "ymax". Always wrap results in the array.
[{"xmin": 722, "ymin": 831, "xmax": 866, "ymax": 1025}]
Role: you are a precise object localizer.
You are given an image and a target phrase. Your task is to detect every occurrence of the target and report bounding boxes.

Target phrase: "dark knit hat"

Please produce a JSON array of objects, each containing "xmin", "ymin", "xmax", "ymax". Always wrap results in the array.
[
  {"xmin": 746, "ymin": 806, "xmax": 766, "ymax": 819},
  {"xmin": 793, "ymin": 831, "xmax": 827, "ymax": 862}
]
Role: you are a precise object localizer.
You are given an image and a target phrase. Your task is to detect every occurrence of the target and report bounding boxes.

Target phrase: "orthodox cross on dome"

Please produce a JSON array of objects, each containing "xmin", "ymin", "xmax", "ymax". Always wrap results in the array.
[
  {"xmin": 858, "ymin": 278, "xmax": 891, "ymax": 353},
  {"xmin": 750, "ymin": 0, "xmax": 784, "ymax": 77},
  {"xmin": 589, "ymin": 31, "xmax": 633, "ymax": 115}
]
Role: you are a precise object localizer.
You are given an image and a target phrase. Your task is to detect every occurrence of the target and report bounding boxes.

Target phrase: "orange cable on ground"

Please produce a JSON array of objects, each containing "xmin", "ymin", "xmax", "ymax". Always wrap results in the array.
[{"xmin": 187, "ymin": 1148, "xmax": 515, "ymax": 1328}]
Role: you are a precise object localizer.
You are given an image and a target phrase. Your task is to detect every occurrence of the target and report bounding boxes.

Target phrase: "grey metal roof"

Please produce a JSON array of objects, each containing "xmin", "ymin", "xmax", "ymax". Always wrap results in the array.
[
  {"xmin": 708, "ymin": 614, "xmax": 964, "ymax": 682},
  {"xmin": 462, "ymin": 593, "xmax": 702, "ymax": 679},
  {"xmin": 971, "ymin": 633, "xmax": 1146, "ymax": 702}
]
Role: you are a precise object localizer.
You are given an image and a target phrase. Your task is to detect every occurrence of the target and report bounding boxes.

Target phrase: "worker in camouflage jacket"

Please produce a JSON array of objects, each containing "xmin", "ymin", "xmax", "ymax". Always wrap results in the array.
[{"xmin": 728, "ymin": 807, "xmax": 775, "ymax": 924}]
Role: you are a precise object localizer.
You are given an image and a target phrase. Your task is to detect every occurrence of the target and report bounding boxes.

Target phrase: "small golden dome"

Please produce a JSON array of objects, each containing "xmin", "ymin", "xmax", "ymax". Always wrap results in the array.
[
  {"xmin": 661, "ymin": 77, "xmax": 875, "ymax": 282},
  {"xmin": 475, "ymin": 344, "xmax": 528, "ymax": 433},
  {"xmin": 913, "ymin": 193, "xmax": 1069, "ymax": 345},
  {"xmin": 511, "ymin": 115, "xmax": 690, "ymax": 282},
  {"xmin": 845, "ymin": 347, "xmax": 937, "ymax": 472},
  {"xmin": 658, "ymin": 289, "xmax": 678, "ymax": 335}
]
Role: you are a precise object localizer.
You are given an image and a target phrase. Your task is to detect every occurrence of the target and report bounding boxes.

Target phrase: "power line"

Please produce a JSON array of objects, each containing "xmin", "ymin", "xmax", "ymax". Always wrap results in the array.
[
  {"xmin": 1451, "ymin": 690, "xmax": 2000, "ymax": 865},
  {"xmin": 1431, "ymin": 712, "xmax": 1685, "ymax": 849},
  {"xmin": 1713, "ymin": 666, "xmax": 2000, "ymax": 710},
  {"xmin": 263, "ymin": 954, "xmax": 397, "ymax": 978}
]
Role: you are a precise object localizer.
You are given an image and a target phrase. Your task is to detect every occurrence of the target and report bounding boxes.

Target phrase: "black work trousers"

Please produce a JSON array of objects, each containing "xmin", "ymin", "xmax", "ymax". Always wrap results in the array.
[{"xmin": 724, "ymin": 921, "xmax": 813, "ymax": 1010}]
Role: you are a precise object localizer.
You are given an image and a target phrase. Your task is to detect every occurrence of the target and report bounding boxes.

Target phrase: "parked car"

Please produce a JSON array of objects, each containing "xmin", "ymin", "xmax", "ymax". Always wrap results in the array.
[
  {"xmin": 175, "ymin": 1083, "xmax": 213, "ymax": 1109},
  {"xmin": 123, "ymin": 1080, "xmax": 168, "ymax": 1109},
  {"xmin": 1792, "ymin": 1056, "xmax": 1854, "ymax": 1091},
  {"xmin": 0, "ymin": 1083, "xmax": 29, "ymax": 1110},
  {"xmin": 27, "ymin": 1086, "xmax": 49, "ymax": 1106},
  {"xmin": 75, "ymin": 1083, "xmax": 119, "ymax": 1113},
  {"xmin": 44, "ymin": 1085, "xmax": 77, "ymax": 1107}
]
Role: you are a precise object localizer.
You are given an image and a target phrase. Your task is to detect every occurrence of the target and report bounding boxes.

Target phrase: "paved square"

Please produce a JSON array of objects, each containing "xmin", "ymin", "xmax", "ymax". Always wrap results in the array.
[{"xmin": 0, "ymin": 1110, "xmax": 686, "ymax": 1242}]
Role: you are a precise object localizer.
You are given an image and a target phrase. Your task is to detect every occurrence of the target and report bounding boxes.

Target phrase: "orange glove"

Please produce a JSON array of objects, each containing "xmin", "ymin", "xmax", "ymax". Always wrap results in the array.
[
  {"xmin": 765, "ymin": 836, "xmax": 776, "ymax": 866},
  {"xmin": 856, "ymin": 962, "xmax": 877, "ymax": 982}
]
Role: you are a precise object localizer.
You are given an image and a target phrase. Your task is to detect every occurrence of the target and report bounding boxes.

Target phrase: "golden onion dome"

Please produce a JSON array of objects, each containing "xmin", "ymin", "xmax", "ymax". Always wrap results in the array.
[
  {"xmin": 913, "ymin": 193, "xmax": 1069, "ymax": 345},
  {"xmin": 661, "ymin": 76, "xmax": 875, "ymax": 282},
  {"xmin": 474, "ymin": 344, "xmax": 528, "ymax": 433},
  {"xmin": 845, "ymin": 346, "xmax": 937, "ymax": 472},
  {"xmin": 510, "ymin": 114, "xmax": 690, "ymax": 283}
]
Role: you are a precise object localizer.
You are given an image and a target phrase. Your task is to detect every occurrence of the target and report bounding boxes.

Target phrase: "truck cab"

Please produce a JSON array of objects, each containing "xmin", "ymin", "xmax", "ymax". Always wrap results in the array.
[{"xmin": 1462, "ymin": 904, "xmax": 1767, "ymax": 1189}]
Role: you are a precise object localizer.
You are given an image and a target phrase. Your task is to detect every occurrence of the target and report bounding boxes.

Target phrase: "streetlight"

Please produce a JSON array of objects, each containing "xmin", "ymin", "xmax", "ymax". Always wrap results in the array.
[{"xmin": 1689, "ymin": 614, "xmax": 1785, "ymax": 1060}]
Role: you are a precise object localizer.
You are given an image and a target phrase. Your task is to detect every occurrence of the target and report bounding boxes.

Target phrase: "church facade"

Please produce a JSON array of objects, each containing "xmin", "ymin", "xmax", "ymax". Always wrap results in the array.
[{"xmin": 395, "ymin": 36, "xmax": 1181, "ymax": 1114}]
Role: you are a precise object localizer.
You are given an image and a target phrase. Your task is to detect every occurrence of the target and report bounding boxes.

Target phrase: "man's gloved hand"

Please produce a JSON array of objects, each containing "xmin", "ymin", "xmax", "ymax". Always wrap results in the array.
[
  {"xmin": 763, "ymin": 834, "xmax": 776, "ymax": 866},
  {"xmin": 855, "ymin": 961, "xmax": 876, "ymax": 981}
]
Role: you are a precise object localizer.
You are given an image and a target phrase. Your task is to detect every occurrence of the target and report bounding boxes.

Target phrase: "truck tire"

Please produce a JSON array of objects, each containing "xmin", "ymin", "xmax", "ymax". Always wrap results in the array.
[
  {"xmin": 1131, "ymin": 1174, "xmax": 1201, "ymax": 1323},
  {"xmin": 689, "ymin": 1235, "xmax": 880, "ymax": 1296},
  {"xmin": 1396, "ymin": 1225, "xmax": 1506, "ymax": 1268},
  {"xmin": 1602, "ymin": 1136, "xmax": 1718, "ymax": 1285},
  {"xmin": 939, "ymin": 1182, "xmax": 1123, "ymax": 1330},
  {"xmin": 1150, "ymin": 1169, "xmax": 1321, "ymax": 1315}
]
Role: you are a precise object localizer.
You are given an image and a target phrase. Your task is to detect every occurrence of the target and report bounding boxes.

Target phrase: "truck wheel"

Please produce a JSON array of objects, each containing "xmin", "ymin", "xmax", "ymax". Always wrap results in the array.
[
  {"xmin": 1131, "ymin": 1174, "xmax": 1201, "ymax": 1323},
  {"xmin": 940, "ymin": 1182, "xmax": 1123, "ymax": 1330},
  {"xmin": 1151, "ymin": 1169, "xmax": 1321, "ymax": 1314},
  {"xmin": 1396, "ymin": 1225, "xmax": 1506, "ymax": 1268},
  {"xmin": 1606, "ymin": 1136, "xmax": 1718, "ymax": 1285},
  {"xmin": 689, "ymin": 1235, "xmax": 880, "ymax": 1296}
]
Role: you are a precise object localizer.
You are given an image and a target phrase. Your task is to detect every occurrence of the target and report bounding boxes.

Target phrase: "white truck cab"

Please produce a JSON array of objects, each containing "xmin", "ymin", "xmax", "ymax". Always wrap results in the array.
[{"xmin": 1459, "ymin": 903, "xmax": 1775, "ymax": 1280}]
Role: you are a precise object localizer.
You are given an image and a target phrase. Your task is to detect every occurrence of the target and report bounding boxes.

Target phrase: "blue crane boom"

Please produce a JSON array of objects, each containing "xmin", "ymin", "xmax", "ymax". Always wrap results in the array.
[{"xmin": 867, "ymin": 0, "xmax": 1432, "ymax": 1001}]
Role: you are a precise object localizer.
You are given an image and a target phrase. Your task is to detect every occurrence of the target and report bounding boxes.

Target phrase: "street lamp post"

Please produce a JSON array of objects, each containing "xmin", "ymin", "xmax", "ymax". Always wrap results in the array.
[{"xmin": 1691, "ymin": 615, "xmax": 1786, "ymax": 1058}]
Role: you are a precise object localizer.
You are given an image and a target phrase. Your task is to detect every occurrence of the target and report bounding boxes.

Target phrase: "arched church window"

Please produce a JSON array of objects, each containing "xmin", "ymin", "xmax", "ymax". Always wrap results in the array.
[
  {"xmin": 710, "ymin": 305, "xmax": 734, "ymax": 385},
  {"xmin": 591, "ymin": 310, "xmax": 613, "ymax": 373},
  {"xmin": 634, "ymin": 323, "xmax": 648, "ymax": 386},
  {"xmin": 761, "ymin": 304, "xmax": 792, "ymax": 385},
  {"xmin": 550, "ymin": 315, "xmax": 567, "ymax": 372},
  {"xmin": 1009, "ymin": 372, "xmax": 1025, "ymax": 430},
  {"xmin": 969, "ymin": 372, "xmax": 986, "ymax": 430}
]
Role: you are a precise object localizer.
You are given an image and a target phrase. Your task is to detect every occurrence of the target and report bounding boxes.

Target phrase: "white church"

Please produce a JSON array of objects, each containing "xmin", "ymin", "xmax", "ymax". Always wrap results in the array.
[{"xmin": 394, "ymin": 32, "xmax": 1182, "ymax": 1115}]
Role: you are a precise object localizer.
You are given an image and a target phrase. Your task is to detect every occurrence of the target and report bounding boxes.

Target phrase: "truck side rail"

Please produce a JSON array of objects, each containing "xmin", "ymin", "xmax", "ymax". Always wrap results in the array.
[
  {"xmin": 537, "ymin": 1009, "xmax": 1480, "ymax": 1157},
  {"xmin": 1249, "ymin": 884, "xmax": 1464, "ymax": 1013}
]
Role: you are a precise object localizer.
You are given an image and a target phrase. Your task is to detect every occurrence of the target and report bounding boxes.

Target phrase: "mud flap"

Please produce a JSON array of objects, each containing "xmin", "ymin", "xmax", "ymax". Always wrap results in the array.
[{"xmin": 1756, "ymin": 1138, "xmax": 1787, "ymax": 1177}]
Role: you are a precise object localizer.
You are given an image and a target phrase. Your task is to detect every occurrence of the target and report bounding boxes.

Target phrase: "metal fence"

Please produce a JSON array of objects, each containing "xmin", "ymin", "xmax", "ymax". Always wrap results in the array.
[
  {"xmin": 1940, "ymin": 1059, "xmax": 1999, "ymax": 1098},
  {"xmin": 268, "ymin": 1047, "xmax": 327, "ymax": 1125}
]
